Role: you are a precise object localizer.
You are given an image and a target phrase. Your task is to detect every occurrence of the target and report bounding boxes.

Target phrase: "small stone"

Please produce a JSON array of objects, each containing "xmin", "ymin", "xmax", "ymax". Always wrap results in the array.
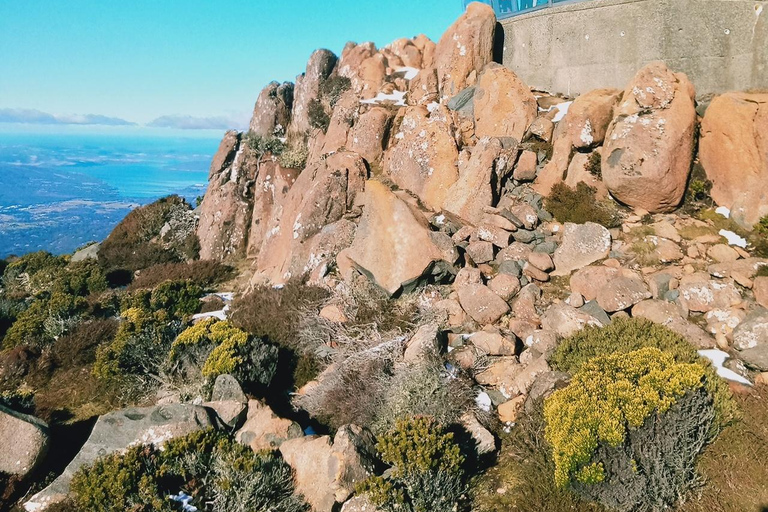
[
  {"xmin": 541, "ymin": 303, "xmax": 602, "ymax": 338},
  {"xmin": 458, "ymin": 283, "xmax": 511, "ymax": 325},
  {"xmin": 567, "ymin": 292, "xmax": 585, "ymax": 308},
  {"xmin": 533, "ymin": 240, "xmax": 558, "ymax": 254},
  {"xmin": 580, "ymin": 300, "xmax": 611, "ymax": 325},
  {"xmin": 476, "ymin": 224, "xmax": 512, "ymax": 248},
  {"xmin": 754, "ymin": 277, "xmax": 768, "ymax": 308},
  {"xmin": 466, "ymin": 241, "xmax": 495, "ymax": 264},
  {"xmin": 552, "ymin": 222, "xmax": 611, "ymax": 275},
  {"xmin": 595, "ymin": 275, "xmax": 651, "ymax": 312},
  {"xmin": 498, "ymin": 260, "xmax": 522, "ymax": 277},
  {"xmin": 512, "ymin": 229, "xmax": 536, "ymax": 243},
  {"xmin": 469, "ymin": 330, "xmax": 516, "ymax": 356},
  {"xmin": 488, "ymin": 273, "xmax": 521, "ymax": 301},
  {"xmin": 498, "ymin": 395, "xmax": 526, "ymax": 423},
  {"xmin": 513, "ymin": 150, "xmax": 538, "ymax": 181},
  {"xmin": 483, "ymin": 213, "xmax": 518, "ymax": 232},
  {"xmin": 528, "ymin": 252, "xmax": 554, "ymax": 272}
]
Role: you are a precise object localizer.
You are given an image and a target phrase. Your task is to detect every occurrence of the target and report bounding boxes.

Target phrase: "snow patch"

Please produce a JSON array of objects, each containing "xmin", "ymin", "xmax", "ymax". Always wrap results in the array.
[
  {"xmin": 698, "ymin": 349, "xmax": 752, "ymax": 386},
  {"xmin": 360, "ymin": 90, "xmax": 407, "ymax": 107},
  {"xmin": 475, "ymin": 391, "xmax": 492, "ymax": 412},
  {"xmin": 552, "ymin": 101, "xmax": 572, "ymax": 123},
  {"xmin": 395, "ymin": 67, "xmax": 420, "ymax": 80},
  {"xmin": 715, "ymin": 206, "xmax": 731, "ymax": 218},
  {"xmin": 719, "ymin": 229, "xmax": 747, "ymax": 248}
]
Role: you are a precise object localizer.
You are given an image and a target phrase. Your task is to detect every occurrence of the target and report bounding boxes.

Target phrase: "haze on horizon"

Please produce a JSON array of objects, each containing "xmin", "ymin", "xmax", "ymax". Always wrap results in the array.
[{"xmin": 0, "ymin": 0, "xmax": 461, "ymax": 130}]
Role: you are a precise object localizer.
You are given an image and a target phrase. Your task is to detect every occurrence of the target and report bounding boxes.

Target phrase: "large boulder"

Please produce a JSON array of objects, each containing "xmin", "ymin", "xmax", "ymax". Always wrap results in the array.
[
  {"xmin": 443, "ymin": 137, "xmax": 503, "ymax": 225},
  {"xmin": 435, "ymin": 2, "xmax": 496, "ymax": 97},
  {"xmin": 288, "ymin": 49, "xmax": 338, "ymax": 140},
  {"xmin": 25, "ymin": 405, "xmax": 213, "ymax": 511},
  {"xmin": 473, "ymin": 63, "xmax": 537, "ymax": 141},
  {"xmin": 699, "ymin": 92, "xmax": 768, "ymax": 228},
  {"xmin": 245, "ymin": 160, "xmax": 300, "ymax": 258},
  {"xmin": 602, "ymin": 62, "xmax": 696, "ymax": 212},
  {"xmin": 251, "ymin": 151, "xmax": 367, "ymax": 285},
  {"xmin": 552, "ymin": 222, "xmax": 611, "ymax": 275},
  {"xmin": 383, "ymin": 106, "xmax": 459, "ymax": 211},
  {"xmin": 541, "ymin": 303, "xmax": 603, "ymax": 338},
  {"xmin": 279, "ymin": 425, "xmax": 378, "ymax": 512},
  {"xmin": 197, "ymin": 131, "xmax": 254, "ymax": 261},
  {"xmin": 235, "ymin": 400, "xmax": 303, "ymax": 452},
  {"xmin": 566, "ymin": 88, "xmax": 623, "ymax": 149},
  {"xmin": 678, "ymin": 273, "xmax": 743, "ymax": 313},
  {"xmin": 249, "ymin": 81, "xmax": 294, "ymax": 136},
  {"xmin": 732, "ymin": 308, "xmax": 768, "ymax": 371},
  {"xmin": 343, "ymin": 180, "xmax": 449, "ymax": 295},
  {"xmin": 632, "ymin": 300, "xmax": 714, "ymax": 349},
  {"xmin": 0, "ymin": 405, "xmax": 49, "ymax": 478}
]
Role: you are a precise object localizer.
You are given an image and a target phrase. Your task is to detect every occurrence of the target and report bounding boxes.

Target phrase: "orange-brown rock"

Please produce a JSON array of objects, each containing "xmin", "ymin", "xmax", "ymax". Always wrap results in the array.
[
  {"xmin": 322, "ymin": 89, "xmax": 360, "ymax": 154},
  {"xmin": 602, "ymin": 62, "xmax": 696, "ymax": 212},
  {"xmin": 288, "ymin": 49, "xmax": 338, "ymax": 141},
  {"xmin": 443, "ymin": 137, "xmax": 502, "ymax": 225},
  {"xmin": 408, "ymin": 67, "xmax": 439, "ymax": 106},
  {"xmin": 346, "ymin": 107, "xmax": 393, "ymax": 165},
  {"xmin": 356, "ymin": 53, "xmax": 387, "ymax": 100},
  {"xmin": 383, "ymin": 106, "xmax": 459, "ymax": 211},
  {"xmin": 337, "ymin": 41, "xmax": 376, "ymax": 82},
  {"xmin": 198, "ymin": 131, "xmax": 253, "ymax": 261},
  {"xmin": 387, "ymin": 38, "xmax": 423, "ymax": 68},
  {"xmin": 566, "ymin": 88, "xmax": 622, "ymax": 149},
  {"xmin": 413, "ymin": 34, "xmax": 437, "ymax": 68},
  {"xmin": 699, "ymin": 92, "xmax": 768, "ymax": 228},
  {"xmin": 473, "ymin": 63, "xmax": 537, "ymax": 140},
  {"xmin": 249, "ymin": 81, "xmax": 294, "ymax": 136},
  {"xmin": 251, "ymin": 152, "xmax": 367, "ymax": 285},
  {"xmin": 434, "ymin": 2, "xmax": 496, "ymax": 98},
  {"xmin": 245, "ymin": 161, "xmax": 300, "ymax": 259},
  {"xmin": 343, "ymin": 180, "xmax": 448, "ymax": 295}
]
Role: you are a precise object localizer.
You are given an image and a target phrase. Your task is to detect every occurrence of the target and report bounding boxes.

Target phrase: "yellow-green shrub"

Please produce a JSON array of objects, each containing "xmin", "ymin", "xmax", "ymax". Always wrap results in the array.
[
  {"xmin": 550, "ymin": 317, "xmax": 737, "ymax": 432},
  {"xmin": 169, "ymin": 318, "xmax": 278, "ymax": 390},
  {"xmin": 358, "ymin": 416, "xmax": 468, "ymax": 512},
  {"xmin": 544, "ymin": 347, "xmax": 707, "ymax": 487}
]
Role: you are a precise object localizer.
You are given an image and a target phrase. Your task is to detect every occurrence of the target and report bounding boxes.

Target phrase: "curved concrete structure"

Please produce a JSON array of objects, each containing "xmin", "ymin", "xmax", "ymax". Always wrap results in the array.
[{"xmin": 500, "ymin": 0, "xmax": 768, "ymax": 96}]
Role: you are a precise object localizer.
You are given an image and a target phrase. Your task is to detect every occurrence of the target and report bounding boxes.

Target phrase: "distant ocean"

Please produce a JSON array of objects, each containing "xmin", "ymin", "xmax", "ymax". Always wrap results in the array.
[{"xmin": 0, "ymin": 125, "xmax": 223, "ymax": 258}]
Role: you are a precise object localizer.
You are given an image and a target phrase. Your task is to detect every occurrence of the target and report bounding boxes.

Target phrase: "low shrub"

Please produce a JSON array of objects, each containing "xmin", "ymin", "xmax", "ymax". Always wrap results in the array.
[
  {"xmin": 0, "ymin": 386, "xmax": 35, "ymax": 413},
  {"xmin": 585, "ymin": 151, "xmax": 602, "ymax": 180},
  {"xmin": 550, "ymin": 317, "xmax": 737, "ymax": 432},
  {"xmin": 98, "ymin": 195, "xmax": 197, "ymax": 272},
  {"xmin": 122, "ymin": 279, "xmax": 203, "ymax": 320},
  {"xmin": 168, "ymin": 318, "xmax": 278, "ymax": 392},
  {"xmin": 544, "ymin": 348, "xmax": 714, "ymax": 512},
  {"xmin": 128, "ymin": 261, "xmax": 234, "ymax": 291},
  {"xmin": 2, "ymin": 291, "xmax": 89, "ymax": 349},
  {"xmin": 307, "ymin": 99, "xmax": 331, "ymax": 132},
  {"xmin": 320, "ymin": 75, "xmax": 351, "ymax": 108},
  {"xmin": 51, "ymin": 318, "xmax": 118, "ymax": 370},
  {"xmin": 472, "ymin": 402, "xmax": 604, "ymax": 512},
  {"xmin": 682, "ymin": 164, "xmax": 714, "ymax": 214},
  {"xmin": 229, "ymin": 281, "xmax": 329, "ymax": 351},
  {"xmin": 544, "ymin": 182, "xmax": 621, "ymax": 228},
  {"xmin": 1, "ymin": 251, "xmax": 67, "ymax": 299},
  {"xmin": 278, "ymin": 144, "xmax": 309, "ymax": 170},
  {"xmin": 245, "ymin": 132, "xmax": 286, "ymax": 157},
  {"xmin": 757, "ymin": 265, "xmax": 768, "ymax": 278},
  {"xmin": 69, "ymin": 429, "xmax": 308, "ymax": 512},
  {"xmin": 372, "ymin": 356, "xmax": 475, "ymax": 435},
  {"xmin": 358, "ymin": 416, "xmax": 469, "ymax": 512}
]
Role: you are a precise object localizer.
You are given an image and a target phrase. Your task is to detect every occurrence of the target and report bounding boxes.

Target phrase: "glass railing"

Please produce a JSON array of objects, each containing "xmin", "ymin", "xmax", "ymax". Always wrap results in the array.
[{"xmin": 463, "ymin": 0, "xmax": 574, "ymax": 19}]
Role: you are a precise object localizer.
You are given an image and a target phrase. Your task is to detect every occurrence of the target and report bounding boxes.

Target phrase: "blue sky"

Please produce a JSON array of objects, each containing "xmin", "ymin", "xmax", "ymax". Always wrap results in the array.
[{"xmin": 0, "ymin": 1, "xmax": 462, "ymax": 127}]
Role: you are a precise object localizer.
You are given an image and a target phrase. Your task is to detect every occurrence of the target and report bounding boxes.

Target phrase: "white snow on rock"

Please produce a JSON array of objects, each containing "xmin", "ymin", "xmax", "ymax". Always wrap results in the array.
[
  {"xmin": 719, "ymin": 229, "xmax": 748, "ymax": 248},
  {"xmin": 715, "ymin": 206, "xmax": 731, "ymax": 219},
  {"xmin": 360, "ymin": 90, "xmax": 407, "ymax": 106},
  {"xmin": 395, "ymin": 67, "xmax": 420, "ymax": 80},
  {"xmin": 698, "ymin": 349, "xmax": 752, "ymax": 386},
  {"xmin": 475, "ymin": 391, "xmax": 492, "ymax": 412},
  {"xmin": 192, "ymin": 304, "xmax": 229, "ymax": 321},
  {"xmin": 551, "ymin": 101, "xmax": 572, "ymax": 122}
]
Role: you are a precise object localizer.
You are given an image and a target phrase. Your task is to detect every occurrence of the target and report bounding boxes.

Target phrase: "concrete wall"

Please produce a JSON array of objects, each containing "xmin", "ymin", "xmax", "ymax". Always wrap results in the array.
[{"xmin": 500, "ymin": 0, "xmax": 768, "ymax": 97}]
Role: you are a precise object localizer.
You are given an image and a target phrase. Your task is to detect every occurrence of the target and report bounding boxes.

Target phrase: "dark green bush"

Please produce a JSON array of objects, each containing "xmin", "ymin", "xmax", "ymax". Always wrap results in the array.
[
  {"xmin": 122, "ymin": 279, "xmax": 203, "ymax": 319},
  {"xmin": 1, "ymin": 251, "xmax": 67, "ymax": 299},
  {"xmin": 586, "ymin": 151, "xmax": 602, "ymax": 180},
  {"xmin": 320, "ymin": 75, "xmax": 351, "ymax": 107},
  {"xmin": 544, "ymin": 182, "xmax": 621, "ymax": 228},
  {"xmin": 682, "ymin": 164, "xmax": 714, "ymax": 214},
  {"xmin": 278, "ymin": 144, "xmax": 309, "ymax": 169},
  {"xmin": 129, "ymin": 261, "xmax": 234, "ymax": 292},
  {"xmin": 245, "ymin": 132, "xmax": 286, "ymax": 157},
  {"xmin": 98, "ymin": 195, "xmax": 197, "ymax": 272},
  {"xmin": 550, "ymin": 317, "xmax": 736, "ymax": 437},
  {"xmin": 70, "ymin": 429, "xmax": 308, "ymax": 512},
  {"xmin": 359, "ymin": 416, "xmax": 468, "ymax": 512},
  {"xmin": 308, "ymin": 99, "xmax": 331, "ymax": 132},
  {"xmin": 545, "ymin": 348, "xmax": 714, "ymax": 512},
  {"xmin": 168, "ymin": 318, "xmax": 278, "ymax": 392}
]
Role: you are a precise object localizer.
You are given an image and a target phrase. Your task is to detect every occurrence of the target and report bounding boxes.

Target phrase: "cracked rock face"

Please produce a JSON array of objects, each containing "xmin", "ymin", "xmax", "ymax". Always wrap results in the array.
[
  {"xmin": 602, "ymin": 62, "xmax": 696, "ymax": 213},
  {"xmin": 699, "ymin": 92, "xmax": 768, "ymax": 229}
]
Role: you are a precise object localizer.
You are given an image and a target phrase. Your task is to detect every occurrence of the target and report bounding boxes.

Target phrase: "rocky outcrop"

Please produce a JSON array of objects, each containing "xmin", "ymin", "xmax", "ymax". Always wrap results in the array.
[
  {"xmin": 197, "ymin": 131, "xmax": 252, "ymax": 261},
  {"xmin": 383, "ymin": 106, "xmax": 459, "ymax": 211},
  {"xmin": 279, "ymin": 425, "xmax": 377, "ymax": 512},
  {"xmin": 602, "ymin": 62, "xmax": 696, "ymax": 212},
  {"xmin": 473, "ymin": 63, "xmax": 537, "ymax": 141},
  {"xmin": 288, "ymin": 49, "xmax": 338, "ymax": 140},
  {"xmin": 25, "ymin": 405, "xmax": 213, "ymax": 511},
  {"xmin": 732, "ymin": 308, "xmax": 768, "ymax": 371},
  {"xmin": 434, "ymin": 2, "xmax": 496, "ymax": 97},
  {"xmin": 699, "ymin": 92, "xmax": 768, "ymax": 228},
  {"xmin": 249, "ymin": 81, "xmax": 294, "ymax": 136},
  {"xmin": 347, "ymin": 106, "xmax": 393, "ymax": 165},
  {"xmin": 251, "ymin": 151, "xmax": 367, "ymax": 285},
  {"xmin": 342, "ymin": 180, "xmax": 449, "ymax": 295},
  {"xmin": 443, "ymin": 137, "xmax": 502, "ymax": 225},
  {"xmin": 235, "ymin": 400, "xmax": 303, "ymax": 452},
  {"xmin": 0, "ymin": 405, "xmax": 49, "ymax": 478}
]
